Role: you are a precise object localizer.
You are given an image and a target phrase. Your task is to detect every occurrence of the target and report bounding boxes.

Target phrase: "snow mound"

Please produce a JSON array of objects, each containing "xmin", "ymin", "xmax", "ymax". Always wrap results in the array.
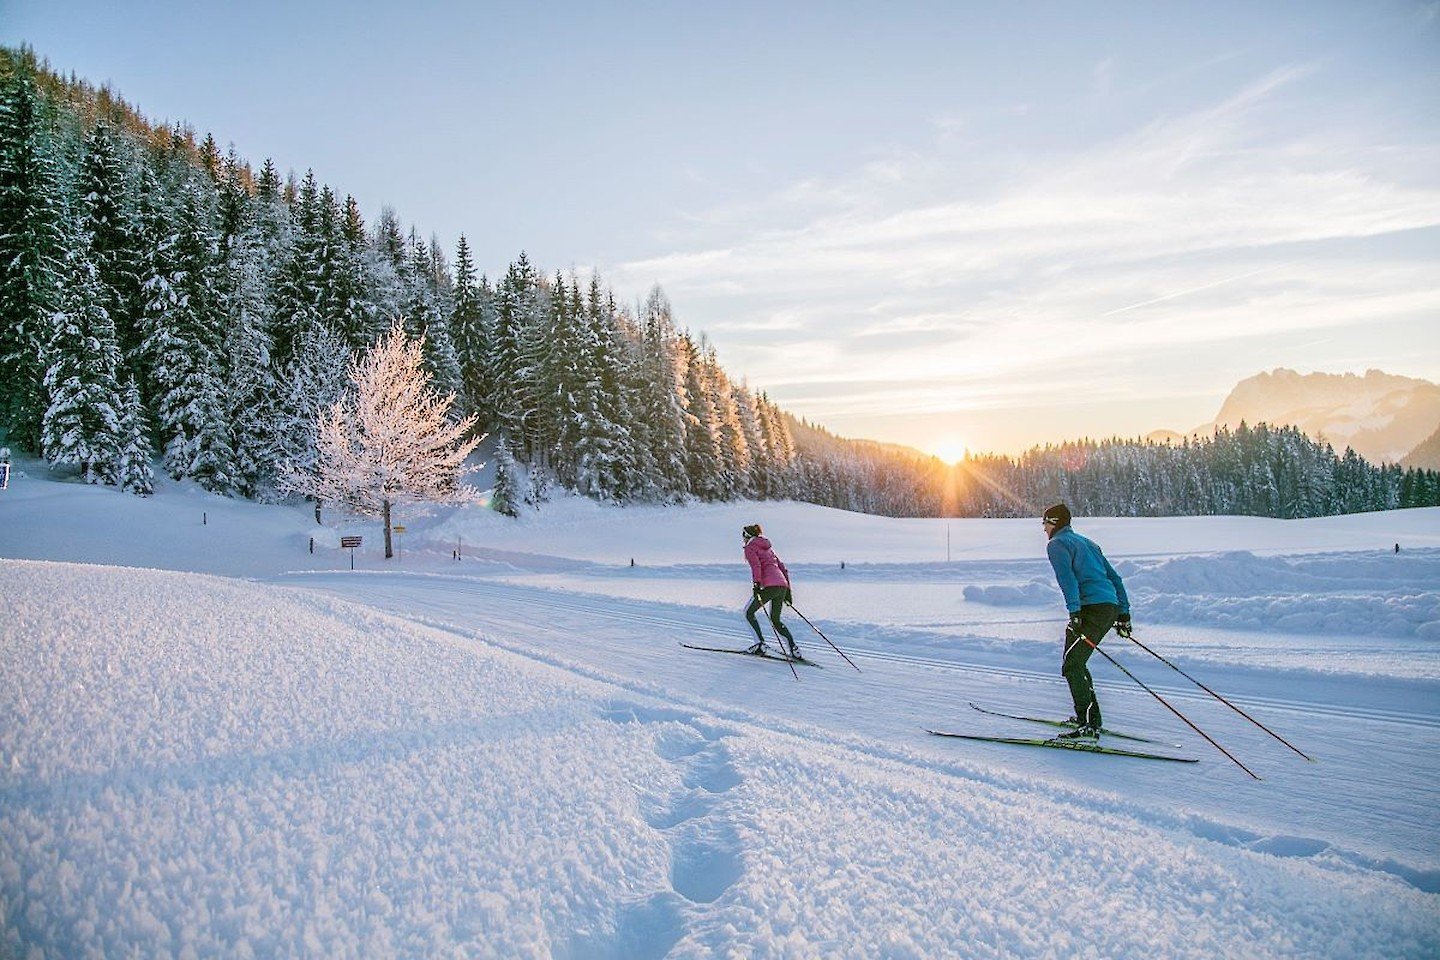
[
  {"xmin": 963, "ymin": 578, "xmax": 1059, "ymax": 606},
  {"xmin": 1126, "ymin": 551, "xmax": 1440, "ymax": 638}
]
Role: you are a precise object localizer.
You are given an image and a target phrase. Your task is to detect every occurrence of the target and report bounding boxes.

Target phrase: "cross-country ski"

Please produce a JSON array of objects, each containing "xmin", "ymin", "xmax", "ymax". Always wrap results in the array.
[
  {"xmin": 680, "ymin": 642, "xmax": 824, "ymax": 668},
  {"xmin": 925, "ymin": 729, "xmax": 1198, "ymax": 764},
  {"xmin": 967, "ymin": 702, "xmax": 1176, "ymax": 745}
]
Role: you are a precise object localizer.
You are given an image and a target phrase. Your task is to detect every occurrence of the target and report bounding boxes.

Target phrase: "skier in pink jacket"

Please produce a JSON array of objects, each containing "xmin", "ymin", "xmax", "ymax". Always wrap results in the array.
[{"xmin": 742, "ymin": 524, "xmax": 801, "ymax": 658}]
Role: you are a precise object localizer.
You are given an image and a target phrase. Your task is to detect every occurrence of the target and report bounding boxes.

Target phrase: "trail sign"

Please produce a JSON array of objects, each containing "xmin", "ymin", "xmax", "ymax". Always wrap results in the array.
[
  {"xmin": 340, "ymin": 535, "xmax": 362, "ymax": 569},
  {"xmin": 0, "ymin": 462, "xmax": 8, "ymax": 490}
]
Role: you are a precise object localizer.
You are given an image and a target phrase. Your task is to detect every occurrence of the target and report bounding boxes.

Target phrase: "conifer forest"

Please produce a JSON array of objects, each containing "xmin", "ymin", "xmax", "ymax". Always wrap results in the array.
[{"xmin": 2, "ymin": 47, "xmax": 1436, "ymax": 519}]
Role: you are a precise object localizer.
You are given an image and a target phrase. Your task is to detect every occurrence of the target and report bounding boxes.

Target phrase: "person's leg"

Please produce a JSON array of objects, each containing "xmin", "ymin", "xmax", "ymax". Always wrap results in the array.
[
  {"xmin": 744, "ymin": 594, "xmax": 767, "ymax": 645},
  {"xmin": 764, "ymin": 588, "xmax": 797, "ymax": 653},
  {"xmin": 1064, "ymin": 604, "xmax": 1117, "ymax": 727}
]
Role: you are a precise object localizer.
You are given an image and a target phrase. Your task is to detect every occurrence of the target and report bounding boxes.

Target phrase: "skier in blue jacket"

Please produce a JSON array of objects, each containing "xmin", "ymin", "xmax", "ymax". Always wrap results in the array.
[{"xmin": 1043, "ymin": 503, "xmax": 1131, "ymax": 739}]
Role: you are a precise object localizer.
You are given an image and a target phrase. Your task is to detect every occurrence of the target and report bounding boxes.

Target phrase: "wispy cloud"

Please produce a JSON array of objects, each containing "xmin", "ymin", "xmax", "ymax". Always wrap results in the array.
[{"xmin": 613, "ymin": 66, "xmax": 1440, "ymax": 452}]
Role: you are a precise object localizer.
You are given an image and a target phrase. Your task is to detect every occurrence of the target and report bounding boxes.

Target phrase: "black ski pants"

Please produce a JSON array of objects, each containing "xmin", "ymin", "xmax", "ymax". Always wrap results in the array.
[
  {"xmin": 1062, "ymin": 603, "xmax": 1118, "ymax": 728},
  {"xmin": 745, "ymin": 586, "xmax": 795, "ymax": 646}
]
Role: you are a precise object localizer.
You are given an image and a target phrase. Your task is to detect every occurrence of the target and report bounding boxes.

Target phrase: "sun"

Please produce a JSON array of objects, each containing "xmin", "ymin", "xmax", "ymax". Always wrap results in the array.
[{"xmin": 928, "ymin": 439, "xmax": 971, "ymax": 464}]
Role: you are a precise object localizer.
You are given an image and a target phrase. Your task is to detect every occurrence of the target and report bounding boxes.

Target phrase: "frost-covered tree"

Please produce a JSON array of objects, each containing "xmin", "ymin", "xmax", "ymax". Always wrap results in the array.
[
  {"xmin": 285, "ymin": 320, "xmax": 482, "ymax": 558},
  {"xmin": 41, "ymin": 233, "xmax": 123, "ymax": 483},
  {"xmin": 449, "ymin": 234, "xmax": 487, "ymax": 418},
  {"xmin": 490, "ymin": 435, "xmax": 519, "ymax": 517},
  {"xmin": 115, "ymin": 375, "xmax": 154, "ymax": 495},
  {"xmin": 0, "ymin": 65, "xmax": 67, "ymax": 449}
]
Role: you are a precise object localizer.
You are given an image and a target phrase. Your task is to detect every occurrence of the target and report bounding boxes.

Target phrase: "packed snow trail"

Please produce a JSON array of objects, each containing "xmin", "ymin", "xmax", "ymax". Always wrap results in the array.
[
  {"xmin": 277, "ymin": 569, "xmax": 1440, "ymax": 891},
  {"xmin": 3, "ymin": 558, "xmax": 1437, "ymax": 958}
]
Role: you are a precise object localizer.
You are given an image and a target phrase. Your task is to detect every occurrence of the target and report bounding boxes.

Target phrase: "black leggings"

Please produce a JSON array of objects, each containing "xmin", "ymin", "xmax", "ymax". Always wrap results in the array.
[
  {"xmin": 745, "ymin": 586, "xmax": 795, "ymax": 644},
  {"xmin": 1062, "ymin": 603, "xmax": 1117, "ymax": 727}
]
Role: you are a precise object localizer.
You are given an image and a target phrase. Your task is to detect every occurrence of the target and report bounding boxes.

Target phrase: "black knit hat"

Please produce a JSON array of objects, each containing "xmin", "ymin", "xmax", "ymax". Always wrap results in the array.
[
  {"xmin": 1042, "ymin": 503, "xmax": 1071, "ymax": 528},
  {"xmin": 742, "ymin": 524, "xmax": 762, "ymax": 540}
]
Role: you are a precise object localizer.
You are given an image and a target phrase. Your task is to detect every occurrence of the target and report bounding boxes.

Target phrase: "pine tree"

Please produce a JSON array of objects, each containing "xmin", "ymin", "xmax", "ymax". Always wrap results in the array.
[
  {"xmin": 679, "ymin": 333, "xmax": 723, "ymax": 500},
  {"xmin": 450, "ymin": 234, "xmax": 486, "ymax": 417},
  {"xmin": 41, "ymin": 230, "xmax": 124, "ymax": 483},
  {"xmin": 490, "ymin": 435, "xmax": 519, "ymax": 517},
  {"xmin": 635, "ymin": 286, "xmax": 689, "ymax": 499},
  {"xmin": 0, "ymin": 65, "xmax": 68, "ymax": 449},
  {"xmin": 115, "ymin": 375, "xmax": 154, "ymax": 495},
  {"xmin": 77, "ymin": 120, "xmax": 146, "ymax": 386}
]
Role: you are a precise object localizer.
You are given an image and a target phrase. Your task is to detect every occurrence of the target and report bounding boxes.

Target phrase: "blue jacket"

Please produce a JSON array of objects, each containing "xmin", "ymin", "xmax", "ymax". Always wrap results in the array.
[{"xmin": 1046, "ymin": 525, "xmax": 1129, "ymax": 615}]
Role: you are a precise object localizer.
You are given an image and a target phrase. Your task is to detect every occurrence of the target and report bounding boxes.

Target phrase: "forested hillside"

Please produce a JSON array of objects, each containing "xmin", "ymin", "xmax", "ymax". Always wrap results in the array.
[{"xmin": 2, "ymin": 47, "xmax": 1435, "ymax": 519}]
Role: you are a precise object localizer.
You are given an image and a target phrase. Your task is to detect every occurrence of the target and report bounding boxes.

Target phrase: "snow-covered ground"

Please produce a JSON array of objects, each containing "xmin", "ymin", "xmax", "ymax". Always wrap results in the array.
[{"xmin": 2, "ymin": 455, "xmax": 1438, "ymax": 958}]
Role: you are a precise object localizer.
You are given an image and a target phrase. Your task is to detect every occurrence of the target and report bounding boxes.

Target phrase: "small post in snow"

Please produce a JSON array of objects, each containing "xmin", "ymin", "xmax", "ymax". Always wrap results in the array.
[
  {"xmin": 394, "ymin": 524, "xmax": 406, "ymax": 561},
  {"xmin": 203, "ymin": 511, "xmax": 207, "ymax": 526}
]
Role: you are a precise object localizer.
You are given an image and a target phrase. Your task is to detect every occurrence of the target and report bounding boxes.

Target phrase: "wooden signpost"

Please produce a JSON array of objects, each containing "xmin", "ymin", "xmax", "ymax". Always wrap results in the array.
[{"xmin": 340, "ymin": 535, "xmax": 362, "ymax": 569}]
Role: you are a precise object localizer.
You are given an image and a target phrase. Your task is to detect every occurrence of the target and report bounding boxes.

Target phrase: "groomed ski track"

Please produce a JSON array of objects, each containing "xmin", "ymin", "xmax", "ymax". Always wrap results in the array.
[{"xmin": 276, "ymin": 569, "xmax": 1439, "ymax": 893}]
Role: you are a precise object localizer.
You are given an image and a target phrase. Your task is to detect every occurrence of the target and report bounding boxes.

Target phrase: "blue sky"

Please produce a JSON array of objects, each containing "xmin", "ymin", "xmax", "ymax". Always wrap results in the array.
[{"xmin": 8, "ymin": 0, "xmax": 1440, "ymax": 455}]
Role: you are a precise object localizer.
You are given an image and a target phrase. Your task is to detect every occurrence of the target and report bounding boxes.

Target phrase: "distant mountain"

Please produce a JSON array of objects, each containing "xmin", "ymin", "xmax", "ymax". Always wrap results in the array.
[
  {"xmin": 1400, "ymin": 423, "xmax": 1440, "ymax": 471},
  {"xmin": 1192, "ymin": 369, "xmax": 1440, "ymax": 464}
]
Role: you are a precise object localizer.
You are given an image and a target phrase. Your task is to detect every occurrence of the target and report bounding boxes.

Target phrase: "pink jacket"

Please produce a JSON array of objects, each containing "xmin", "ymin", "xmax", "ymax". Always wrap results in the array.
[{"xmin": 744, "ymin": 536, "xmax": 791, "ymax": 588}]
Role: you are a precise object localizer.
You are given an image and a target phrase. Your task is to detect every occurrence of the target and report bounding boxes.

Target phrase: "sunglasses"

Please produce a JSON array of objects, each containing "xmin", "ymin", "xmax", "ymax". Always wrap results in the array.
[{"xmin": 1041, "ymin": 518, "xmax": 1057, "ymax": 526}]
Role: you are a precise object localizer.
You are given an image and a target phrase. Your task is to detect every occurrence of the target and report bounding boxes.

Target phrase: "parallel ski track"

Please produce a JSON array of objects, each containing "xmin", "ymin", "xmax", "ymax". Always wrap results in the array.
[{"xmin": 280, "ymin": 572, "xmax": 1440, "ymax": 732}]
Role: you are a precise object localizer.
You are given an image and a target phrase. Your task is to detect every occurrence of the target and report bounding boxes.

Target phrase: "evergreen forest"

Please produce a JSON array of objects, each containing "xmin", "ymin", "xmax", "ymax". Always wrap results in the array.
[{"xmin": 3, "ymin": 47, "xmax": 1436, "ymax": 520}]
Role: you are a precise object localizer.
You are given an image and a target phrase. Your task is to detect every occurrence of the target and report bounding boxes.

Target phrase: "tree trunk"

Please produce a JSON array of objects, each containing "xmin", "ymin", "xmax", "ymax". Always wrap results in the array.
[{"xmin": 382, "ymin": 498, "xmax": 393, "ymax": 558}]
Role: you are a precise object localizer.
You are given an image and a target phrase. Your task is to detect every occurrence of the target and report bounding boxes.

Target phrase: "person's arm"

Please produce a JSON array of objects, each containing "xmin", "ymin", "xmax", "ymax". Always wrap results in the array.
[
  {"xmin": 745, "ymin": 543, "xmax": 763, "ymax": 584},
  {"xmin": 1101, "ymin": 553, "xmax": 1129, "ymax": 614},
  {"xmin": 1047, "ymin": 538, "xmax": 1081, "ymax": 613}
]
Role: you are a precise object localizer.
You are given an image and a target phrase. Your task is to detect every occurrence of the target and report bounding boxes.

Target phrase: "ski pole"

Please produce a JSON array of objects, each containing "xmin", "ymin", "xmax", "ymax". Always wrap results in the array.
[
  {"xmin": 1075, "ymin": 633, "xmax": 1260, "ymax": 780},
  {"xmin": 787, "ymin": 602, "xmax": 862, "ymax": 672},
  {"xmin": 1123, "ymin": 633, "xmax": 1313, "ymax": 761},
  {"xmin": 768, "ymin": 619, "xmax": 800, "ymax": 681},
  {"xmin": 756, "ymin": 594, "xmax": 799, "ymax": 680}
]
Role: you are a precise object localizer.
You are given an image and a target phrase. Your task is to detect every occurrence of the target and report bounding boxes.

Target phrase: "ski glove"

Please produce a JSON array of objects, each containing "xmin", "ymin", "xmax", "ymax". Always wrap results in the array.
[
  {"xmin": 752, "ymin": 582, "xmax": 762, "ymax": 597},
  {"xmin": 1114, "ymin": 613, "xmax": 1133, "ymax": 639},
  {"xmin": 1065, "ymin": 613, "xmax": 1084, "ymax": 641},
  {"xmin": 784, "ymin": 588, "xmax": 793, "ymax": 604}
]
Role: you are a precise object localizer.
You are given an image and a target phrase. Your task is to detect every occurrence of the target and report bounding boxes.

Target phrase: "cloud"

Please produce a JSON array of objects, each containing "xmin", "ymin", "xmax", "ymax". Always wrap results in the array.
[{"xmin": 612, "ymin": 66, "xmax": 1440, "ymax": 448}]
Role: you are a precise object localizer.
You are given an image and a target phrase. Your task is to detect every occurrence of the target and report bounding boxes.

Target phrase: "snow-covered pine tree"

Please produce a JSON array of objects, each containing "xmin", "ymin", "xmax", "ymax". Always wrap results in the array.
[
  {"xmin": 269, "ymin": 321, "xmax": 349, "ymax": 493},
  {"xmin": 77, "ymin": 120, "xmax": 146, "ymax": 387},
  {"xmin": 679, "ymin": 332, "xmax": 724, "ymax": 500},
  {"xmin": 490, "ymin": 434, "xmax": 519, "ymax": 517},
  {"xmin": 270, "ymin": 169, "xmax": 326, "ymax": 368},
  {"xmin": 285, "ymin": 320, "xmax": 482, "ymax": 558},
  {"xmin": 141, "ymin": 180, "xmax": 228, "ymax": 484},
  {"xmin": 334, "ymin": 194, "xmax": 375, "ymax": 350},
  {"xmin": 41, "ymin": 225, "xmax": 124, "ymax": 483},
  {"xmin": 635, "ymin": 286, "xmax": 689, "ymax": 499},
  {"xmin": 115, "ymin": 375, "xmax": 154, "ymax": 495},
  {"xmin": 0, "ymin": 64, "xmax": 68, "ymax": 450},
  {"xmin": 404, "ymin": 230, "xmax": 462, "ymax": 400},
  {"xmin": 704, "ymin": 343, "xmax": 751, "ymax": 499},
  {"xmin": 489, "ymin": 253, "xmax": 538, "ymax": 447},
  {"xmin": 215, "ymin": 170, "xmax": 279, "ymax": 498},
  {"xmin": 449, "ymin": 234, "xmax": 486, "ymax": 418}
]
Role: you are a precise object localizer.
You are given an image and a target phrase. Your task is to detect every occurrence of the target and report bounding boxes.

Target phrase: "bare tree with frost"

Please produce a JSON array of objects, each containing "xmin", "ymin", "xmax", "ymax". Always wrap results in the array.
[{"xmin": 284, "ymin": 320, "xmax": 482, "ymax": 558}]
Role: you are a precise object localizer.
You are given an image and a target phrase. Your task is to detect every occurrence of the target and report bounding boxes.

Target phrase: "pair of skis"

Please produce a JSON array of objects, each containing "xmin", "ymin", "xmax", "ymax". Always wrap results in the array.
[
  {"xmin": 680, "ymin": 642, "xmax": 823, "ymax": 668},
  {"xmin": 683, "ymin": 644, "xmax": 1190, "ymax": 764},
  {"xmin": 928, "ymin": 703, "xmax": 1197, "ymax": 764}
]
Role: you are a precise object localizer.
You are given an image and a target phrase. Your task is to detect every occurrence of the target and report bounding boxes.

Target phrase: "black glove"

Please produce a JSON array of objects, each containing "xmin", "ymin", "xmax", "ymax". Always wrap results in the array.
[
  {"xmin": 1114, "ymin": 613, "xmax": 1133, "ymax": 639},
  {"xmin": 1065, "ymin": 613, "xmax": 1083, "ymax": 642},
  {"xmin": 752, "ymin": 581, "xmax": 762, "ymax": 597},
  {"xmin": 784, "ymin": 587, "xmax": 793, "ymax": 604}
]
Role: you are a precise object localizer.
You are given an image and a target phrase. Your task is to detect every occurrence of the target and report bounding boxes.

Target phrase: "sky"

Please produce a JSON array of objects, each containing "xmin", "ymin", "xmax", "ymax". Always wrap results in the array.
[{"xmin": 6, "ymin": 0, "xmax": 1440, "ymax": 457}]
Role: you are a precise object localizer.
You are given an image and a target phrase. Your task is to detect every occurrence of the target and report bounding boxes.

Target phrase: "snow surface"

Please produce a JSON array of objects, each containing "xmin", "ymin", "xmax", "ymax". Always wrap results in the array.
[{"xmin": 2, "ymin": 456, "xmax": 1438, "ymax": 958}]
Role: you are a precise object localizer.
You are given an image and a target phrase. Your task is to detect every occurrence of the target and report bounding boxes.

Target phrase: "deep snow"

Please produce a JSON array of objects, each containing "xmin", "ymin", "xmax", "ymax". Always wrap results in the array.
[{"xmin": 2, "ymin": 456, "xmax": 1438, "ymax": 958}]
